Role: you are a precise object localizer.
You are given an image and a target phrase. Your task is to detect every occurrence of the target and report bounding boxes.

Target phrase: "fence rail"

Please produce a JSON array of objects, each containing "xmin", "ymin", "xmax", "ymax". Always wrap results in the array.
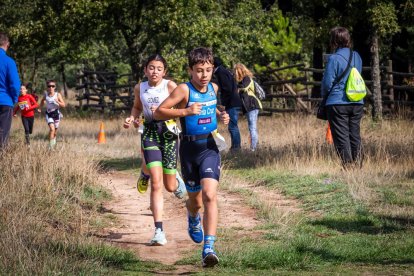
[{"xmin": 75, "ymin": 61, "xmax": 414, "ymax": 114}]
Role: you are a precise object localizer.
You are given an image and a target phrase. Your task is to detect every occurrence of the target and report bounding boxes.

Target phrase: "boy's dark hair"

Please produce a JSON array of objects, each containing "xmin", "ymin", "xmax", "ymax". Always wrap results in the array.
[
  {"xmin": 188, "ymin": 47, "xmax": 214, "ymax": 68},
  {"xmin": 330, "ymin": 27, "xmax": 351, "ymax": 50},
  {"xmin": 46, "ymin": 79, "xmax": 56, "ymax": 84},
  {"xmin": 144, "ymin": 54, "xmax": 168, "ymax": 70},
  {"xmin": 0, "ymin": 32, "xmax": 9, "ymax": 47}
]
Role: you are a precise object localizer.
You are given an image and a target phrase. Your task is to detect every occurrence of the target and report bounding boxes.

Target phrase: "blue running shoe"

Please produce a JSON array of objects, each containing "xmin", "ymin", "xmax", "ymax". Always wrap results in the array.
[
  {"xmin": 188, "ymin": 213, "xmax": 203, "ymax": 243},
  {"xmin": 202, "ymin": 248, "xmax": 219, "ymax": 267}
]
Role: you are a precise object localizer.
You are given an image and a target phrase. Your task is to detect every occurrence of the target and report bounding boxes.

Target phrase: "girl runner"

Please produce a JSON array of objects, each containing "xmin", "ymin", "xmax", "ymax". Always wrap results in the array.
[{"xmin": 123, "ymin": 54, "xmax": 186, "ymax": 246}]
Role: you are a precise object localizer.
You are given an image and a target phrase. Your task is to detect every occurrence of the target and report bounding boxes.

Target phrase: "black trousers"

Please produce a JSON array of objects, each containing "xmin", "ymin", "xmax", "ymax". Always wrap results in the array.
[
  {"xmin": 0, "ymin": 105, "xmax": 13, "ymax": 149},
  {"xmin": 327, "ymin": 104, "xmax": 364, "ymax": 167},
  {"xmin": 22, "ymin": 116, "xmax": 34, "ymax": 144}
]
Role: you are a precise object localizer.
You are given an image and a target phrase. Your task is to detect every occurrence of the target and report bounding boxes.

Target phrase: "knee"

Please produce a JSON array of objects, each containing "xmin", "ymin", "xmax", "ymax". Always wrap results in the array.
[
  {"xmin": 202, "ymin": 191, "xmax": 217, "ymax": 205},
  {"xmin": 151, "ymin": 179, "xmax": 163, "ymax": 192},
  {"xmin": 187, "ymin": 198, "xmax": 202, "ymax": 210}
]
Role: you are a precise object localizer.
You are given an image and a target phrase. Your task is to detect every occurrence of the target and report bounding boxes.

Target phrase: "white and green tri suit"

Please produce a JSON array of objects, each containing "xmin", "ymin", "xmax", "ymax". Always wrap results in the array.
[{"xmin": 140, "ymin": 79, "xmax": 178, "ymax": 174}]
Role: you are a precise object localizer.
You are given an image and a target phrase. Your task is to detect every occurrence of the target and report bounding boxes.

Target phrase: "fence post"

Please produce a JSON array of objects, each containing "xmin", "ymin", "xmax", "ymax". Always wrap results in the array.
[{"xmin": 387, "ymin": 59, "xmax": 394, "ymax": 110}]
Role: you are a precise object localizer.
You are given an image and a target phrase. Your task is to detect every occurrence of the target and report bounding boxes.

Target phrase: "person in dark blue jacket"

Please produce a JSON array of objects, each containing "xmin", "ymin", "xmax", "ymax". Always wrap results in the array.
[
  {"xmin": 213, "ymin": 57, "xmax": 242, "ymax": 150},
  {"xmin": 321, "ymin": 27, "xmax": 364, "ymax": 168},
  {"xmin": 0, "ymin": 32, "xmax": 21, "ymax": 149}
]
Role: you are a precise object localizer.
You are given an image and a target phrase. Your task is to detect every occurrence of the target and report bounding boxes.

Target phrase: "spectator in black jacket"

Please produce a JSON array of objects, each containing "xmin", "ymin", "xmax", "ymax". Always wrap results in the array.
[{"xmin": 213, "ymin": 57, "xmax": 242, "ymax": 150}]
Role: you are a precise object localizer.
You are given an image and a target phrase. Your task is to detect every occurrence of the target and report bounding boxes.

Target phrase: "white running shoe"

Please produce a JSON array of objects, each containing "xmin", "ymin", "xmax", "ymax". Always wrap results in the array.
[
  {"xmin": 150, "ymin": 228, "xmax": 167, "ymax": 246},
  {"xmin": 174, "ymin": 172, "xmax": 187, "ymax": 199}
]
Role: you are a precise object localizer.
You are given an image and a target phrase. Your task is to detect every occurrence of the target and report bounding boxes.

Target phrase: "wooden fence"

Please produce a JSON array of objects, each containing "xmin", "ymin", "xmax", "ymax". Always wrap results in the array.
[
  {"xmin": 76, "ymin": 69, "xmax": 136, "ymax": 112},
  {"xmin": 75, "ymin": 62, "xmax": 414, "ymax": 115},
  {"xmin": 257, "ymin": 60, "xmax": 414, "ymax": 115}
]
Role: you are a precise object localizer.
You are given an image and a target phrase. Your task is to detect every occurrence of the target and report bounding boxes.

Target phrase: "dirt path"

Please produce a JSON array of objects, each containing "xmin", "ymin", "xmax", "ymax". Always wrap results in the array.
[{"xmin": 99, "ymin": 171, "xmax": 262, "ymax": 273}]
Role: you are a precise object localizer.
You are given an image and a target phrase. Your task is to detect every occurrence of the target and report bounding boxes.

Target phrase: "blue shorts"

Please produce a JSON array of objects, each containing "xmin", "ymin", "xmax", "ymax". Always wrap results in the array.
[{"xmin": 179, "ymin": 137, "xmax": 220, "ymax": 193}]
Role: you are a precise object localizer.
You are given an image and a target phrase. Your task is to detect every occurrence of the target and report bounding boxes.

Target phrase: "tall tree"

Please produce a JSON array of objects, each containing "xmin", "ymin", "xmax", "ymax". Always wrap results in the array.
[{"xmin": 368, "ymin": 1, "xmax": 400, "ymax": 121}]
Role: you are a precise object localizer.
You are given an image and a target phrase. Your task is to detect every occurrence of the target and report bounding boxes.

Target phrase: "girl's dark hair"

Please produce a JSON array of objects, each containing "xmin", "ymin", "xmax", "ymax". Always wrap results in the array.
[
  {"xmin": 144, "ymin": 54, "xmax": 167, "ymax": 70},
  {"xmin": 330, "ymin": 27, "xmax": 352, "ymax": 50},
  {"xmin": 188, "ymin": 47, "xmax": 214, "ymax": 68}
]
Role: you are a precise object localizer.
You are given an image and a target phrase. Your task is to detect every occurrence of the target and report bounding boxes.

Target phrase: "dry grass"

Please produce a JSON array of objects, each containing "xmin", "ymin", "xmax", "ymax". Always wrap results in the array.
[
  {"xmin": 223, "ymin": 113, "xmax": 414, "ymax": 219},
  {"xmin": 2, "ymin": 107, "xmax": 413, "ymax": 273}
]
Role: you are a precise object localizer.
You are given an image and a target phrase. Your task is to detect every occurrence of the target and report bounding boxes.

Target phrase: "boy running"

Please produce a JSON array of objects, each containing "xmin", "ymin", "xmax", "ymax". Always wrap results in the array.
[
  {"xmin": 39, "ymin": 80, "xmax": 65, "ymax": 150},
  {"xmin": 154, "ymin": 47, "xmax": 229, "ymax": 267}
]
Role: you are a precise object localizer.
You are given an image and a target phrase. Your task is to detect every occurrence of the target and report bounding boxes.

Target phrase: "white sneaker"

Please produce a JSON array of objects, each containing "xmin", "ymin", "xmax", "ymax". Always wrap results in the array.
[
  {"xmin": 150, "ymin": 228, "xmax": 167, "ymax": 246},
  {"xmin": 174, "ymin": 172, "xmax": 187, "ymax": 199}
]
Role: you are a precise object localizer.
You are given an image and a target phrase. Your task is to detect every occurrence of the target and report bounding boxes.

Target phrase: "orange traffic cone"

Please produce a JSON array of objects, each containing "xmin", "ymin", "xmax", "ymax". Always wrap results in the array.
[
  {"xmin": 98, "ymin": 122, "xmax": 106, "ymax": 144},
  {"xmin": 326, "ymin": 123, "xmax": 333, "ymax": 144}
]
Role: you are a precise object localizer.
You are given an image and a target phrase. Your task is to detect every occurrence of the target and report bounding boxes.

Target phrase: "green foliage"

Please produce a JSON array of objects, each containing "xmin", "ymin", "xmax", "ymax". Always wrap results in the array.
[
  {"xmin": 256, "ymin": 10, "xmax": 302, "ymax": 73},
  {"xmin": 0, "ymin": 0, "xmax": 304, "ymax": 84},
  {"xmin": 368, "ymin": 1, "xmax": 400, "ymax": 38}
]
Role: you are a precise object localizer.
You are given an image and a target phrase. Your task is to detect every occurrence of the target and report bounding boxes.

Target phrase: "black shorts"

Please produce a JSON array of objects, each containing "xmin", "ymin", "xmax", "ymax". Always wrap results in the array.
[
  {"xmin": 179, "ymin": 137, "xmax": 220, "ymax": 192},
  {"xmin": 141, "ymin": 121, "xmax": 178, "ymax": 174}
]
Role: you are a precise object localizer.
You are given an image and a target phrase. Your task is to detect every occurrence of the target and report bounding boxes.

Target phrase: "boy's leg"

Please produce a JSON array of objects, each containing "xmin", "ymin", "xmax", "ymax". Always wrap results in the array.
[
  {"xmin": 200, "ymin": 178, "xmax": 219, "ymax": 236},
  {"xmin": 186, "ymin": 190, "xmax": 203, "ymax": 243},
  {"xmin": 200, "ymin": 178, "xmax": 219, "ymax": 267}
]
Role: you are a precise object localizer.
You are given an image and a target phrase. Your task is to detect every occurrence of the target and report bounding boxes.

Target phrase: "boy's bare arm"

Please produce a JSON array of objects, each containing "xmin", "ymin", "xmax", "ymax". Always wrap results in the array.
[
  {"xmin": 57, "ymin": 93, "xmax": 66, "ymax": 107},
  {"xmin": 154, "ymin": 84, "xmax": 201, "ymax": 120}
]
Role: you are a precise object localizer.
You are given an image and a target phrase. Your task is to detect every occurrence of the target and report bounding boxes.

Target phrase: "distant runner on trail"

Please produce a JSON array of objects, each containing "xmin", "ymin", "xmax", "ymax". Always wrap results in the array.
[
  {"xmin": 123, "ymin": 54, "xmax": 186, "ymax": 246},
  {"xmin": 39, "ymin": 80, "xmax": 65, "ymax": 150},
  {"xmin": 13, "ymin": 85, "xmax": 39, "ymax": 145},
  {"xmin": 154, "ymin": 47, "xmax": 230, "ymax": 268}
]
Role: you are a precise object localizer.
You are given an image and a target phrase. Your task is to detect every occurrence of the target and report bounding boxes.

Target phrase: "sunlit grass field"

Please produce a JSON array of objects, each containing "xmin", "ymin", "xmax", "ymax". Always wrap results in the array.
[{"xmin": 1, "ymin": 104, "xmax": 413, "ymax": 274}]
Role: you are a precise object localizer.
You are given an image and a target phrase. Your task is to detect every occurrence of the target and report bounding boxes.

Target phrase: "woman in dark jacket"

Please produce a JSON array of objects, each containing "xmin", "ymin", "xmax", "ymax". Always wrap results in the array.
[
  {"xmin": 233, "ymin": 63, "xmax": 262, "ymax": 151},
  {"xmin": 321, "ymin": 27, "xmax": 364, "ymax": 168}
]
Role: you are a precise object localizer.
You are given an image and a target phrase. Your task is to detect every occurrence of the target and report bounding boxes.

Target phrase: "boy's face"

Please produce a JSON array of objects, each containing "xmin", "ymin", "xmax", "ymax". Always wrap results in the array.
[
  {"xmin": 189, "ymin": 62, "xmax": 214, "ymax": 89},
  {"xmin": 47, "ymin": 82, "xmax": 56, "ymax": 92}
]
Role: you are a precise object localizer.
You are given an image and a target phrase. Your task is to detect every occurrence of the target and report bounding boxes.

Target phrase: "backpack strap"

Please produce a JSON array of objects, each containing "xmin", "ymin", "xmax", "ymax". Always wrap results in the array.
[{"xmin": 322, "ymin": 49, "xmax": 353, "ymax": 101}]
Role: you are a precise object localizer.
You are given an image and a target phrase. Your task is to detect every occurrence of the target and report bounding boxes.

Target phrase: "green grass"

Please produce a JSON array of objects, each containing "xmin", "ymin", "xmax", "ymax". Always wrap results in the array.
[
  {"xmin": 99, "ymin": 157, "xmax": 142, "ymax": 172},
  {"xmin": 215, "ymin": 167, "xmax": 414, "ymax": 274}
]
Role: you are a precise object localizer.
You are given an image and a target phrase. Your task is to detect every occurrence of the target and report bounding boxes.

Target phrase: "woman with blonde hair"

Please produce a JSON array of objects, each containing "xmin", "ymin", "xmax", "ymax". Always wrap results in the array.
[{"xmin": 233, "ymin": 63, "xmax": 262, "ymax": 151}]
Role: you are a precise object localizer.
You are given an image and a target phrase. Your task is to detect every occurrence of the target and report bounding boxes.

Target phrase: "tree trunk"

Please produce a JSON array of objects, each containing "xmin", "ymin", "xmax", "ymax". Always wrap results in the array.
[
  {"xmin": 370, "ymin": 32, "xmax": 382, "ymax": 121},
  {"xmin": 30, "ymin": 56, "xmax": 38, "ymax": 88},
  {"xmin": 60, "ymin": 62, "xmax": 68, "ymax": 98}
]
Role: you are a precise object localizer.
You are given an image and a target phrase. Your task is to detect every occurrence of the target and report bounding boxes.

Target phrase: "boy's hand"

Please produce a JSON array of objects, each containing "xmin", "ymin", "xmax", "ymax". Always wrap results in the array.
[
  {"xmin": 13, "ymin": 114, "xmax": 17, "ymax": 117},
  {"xmin": 123, "ymin": 116, "xmax": 133, "ymax": 129},
  {"xmin": 220, "ymin": 111, "xmax": 230, "ymax": 125},
  {"xmin": 37, "ymin": 109, "xmax": 41, "ymax": 113},
  {"xmin": 187, "ymin": 103, "xmax": 202, "ymax": 115}
]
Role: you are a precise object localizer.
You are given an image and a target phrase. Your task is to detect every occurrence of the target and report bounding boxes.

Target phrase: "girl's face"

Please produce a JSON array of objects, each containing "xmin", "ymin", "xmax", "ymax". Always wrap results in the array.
[
  {"xmin": 144, "ymin": 60, "xmax": 166, "ymax": 86},
  {"xmin": 189, "ymin": 62, "xmax": 214, "ymax": 92},
  {"xmin": 20, "ymin": 86, "xmax": 27, "ymax": 95}
]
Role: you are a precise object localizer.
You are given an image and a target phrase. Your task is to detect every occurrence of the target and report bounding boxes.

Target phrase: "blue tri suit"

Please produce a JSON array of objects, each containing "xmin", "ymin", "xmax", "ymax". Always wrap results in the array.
[{"xmin": 179, "ymin": 82, "xmax": 221, "ymax": 192}]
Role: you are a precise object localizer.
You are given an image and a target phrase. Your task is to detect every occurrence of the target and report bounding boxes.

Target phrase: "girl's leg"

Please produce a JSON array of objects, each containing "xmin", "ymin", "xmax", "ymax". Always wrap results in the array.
[
  {"xmin": 21, "ymin": 117, "xmax": 30, "ymax": 144},
  {"xmin": 149, "ymin": 166, "xmax": 164, "ymax": 223},
  {"xmin": 247, "ymin": 109, "xmax": 259, "ymax": 151}
]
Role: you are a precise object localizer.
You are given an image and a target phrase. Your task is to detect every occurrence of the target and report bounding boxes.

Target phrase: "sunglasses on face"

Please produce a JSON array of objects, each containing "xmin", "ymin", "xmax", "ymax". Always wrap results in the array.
[{"xmin": 47, "ymin": 85, "xmax": 56, "ymax": 88}]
